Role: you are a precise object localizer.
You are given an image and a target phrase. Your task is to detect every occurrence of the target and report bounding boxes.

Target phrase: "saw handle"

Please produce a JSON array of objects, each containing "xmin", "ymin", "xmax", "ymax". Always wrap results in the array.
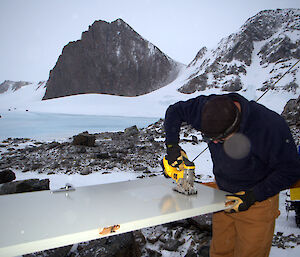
[{"xmin": 182, "ymin": 156, "xmax": 195, "ymax": 169}]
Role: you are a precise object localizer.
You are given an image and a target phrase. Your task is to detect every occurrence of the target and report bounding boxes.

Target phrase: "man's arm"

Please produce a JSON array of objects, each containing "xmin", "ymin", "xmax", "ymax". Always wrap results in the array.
[
  {"xmin": 164, "ymin": 95, "xmax": 210, "ymax": 144},
  {"xmin": 252, "ymin": 119, "xmax": 300, "ymax": 201}
]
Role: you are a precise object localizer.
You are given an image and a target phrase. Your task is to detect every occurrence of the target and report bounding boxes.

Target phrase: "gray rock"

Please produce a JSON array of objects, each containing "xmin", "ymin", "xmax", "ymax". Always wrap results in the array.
[
  {"xmin": 0, "ymin": 169, "xmax": 16, "ymax": 184},
  {"xmin": 174, "ymin": 227, "xmax": 184, "ymax": 239},
  {"xmin": 46, "ymin": 141, "xmax": 60, "ymax": 150},
  {"xmin": 161, "ymin": 238, "xmax": 185, "ymax": 251},
  {"xmin": 133, "ymin": 230, "xmax": 146, "ymax": 248},
  {"xmin": 80, "ymin": 167, "xmax": 92, "ymax": 175},
  {"xmin": 222, "ymin": 76, "xmax": 243, "ymax": 92},
  {"xmin": 50, "ymin": 161, "xmax": 59, "ymax": 169},
  {"xmin": 272, "ymin": 232, "xmax": 300, "ymax": 249},
  {"xmin": 124, "ymin": 125, "xmax": 139, "ymax": 137},
  {"xmin": 145, "ymin": 248, "xmax": 162, "ymax": 257},
  {"xmin": 134, "ymin": 165, "xmax": 148, "ymax": 172},
  {"xmin": 281, "ymin": 95, "xmax": 300, "ymax": 127},
  {"xmin": 76, "ymin": 146, "xmax": 87, "ymax": 153},
  {"xmin": 0, "ymin": 179, "xmax": 50, "ymax": 195},
  {"xmin": 178, "ymin": 74, "xmax": 208, "ymax": 93},
  {"xmin": 73, "ymin": 132, "xmax": 95, "ymax": 147},
  {"xmin": 31, "ymin": 163, "xmax": 43, "ymax": 170},
  {"xmin": 189, "ymin": 215, "xmax": 213, "ymax": 232},
  {"xmin": 185, "ymin": 248, "xmax": 198, "ymax": 257},
  {"xmin": 147, "ymin": 232, "xmax": 163, "ymax": 244}
]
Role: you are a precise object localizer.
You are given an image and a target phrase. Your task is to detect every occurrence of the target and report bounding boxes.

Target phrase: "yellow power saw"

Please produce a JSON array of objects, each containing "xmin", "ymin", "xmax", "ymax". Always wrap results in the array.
[{"xmin": 162, "ymin": 150, "xmax": 197, "ymax": 195}]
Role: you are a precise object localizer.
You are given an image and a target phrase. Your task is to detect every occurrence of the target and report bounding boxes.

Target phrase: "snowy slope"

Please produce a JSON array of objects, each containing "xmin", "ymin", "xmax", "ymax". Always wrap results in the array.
[
  {"xmin": 180, "ymin": 8, "xmax": 300, "ymax": 101},
  {"xmin": 0, "ymin": 67, "xmax": 298, "ymax": 118},
  {"xmin": 0, "ymin": 81, "xmax": 46, "ymax": 111}
]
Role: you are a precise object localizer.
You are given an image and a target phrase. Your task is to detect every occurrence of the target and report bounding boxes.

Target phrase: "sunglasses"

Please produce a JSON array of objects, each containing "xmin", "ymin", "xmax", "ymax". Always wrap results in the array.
[{"xmin": 201, "ymin": 107, "xmax": 241, "ymax": 143}]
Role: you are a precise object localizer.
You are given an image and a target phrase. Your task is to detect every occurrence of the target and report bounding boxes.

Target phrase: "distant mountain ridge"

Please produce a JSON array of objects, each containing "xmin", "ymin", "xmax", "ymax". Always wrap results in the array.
[
  {"xmin": 0, "ymin": 81, "xmax": 32, "ymax": 94},
  {"xmin": 42, "ymin": 19, "xmax": 183, "ymax": 99},
  {"xmin": 180, "ymin": 8, "xmax": 300, "ymax": 94},
  {"xmin": 1, "ymin": 8, "xmax": 299, "ymax": 102}
]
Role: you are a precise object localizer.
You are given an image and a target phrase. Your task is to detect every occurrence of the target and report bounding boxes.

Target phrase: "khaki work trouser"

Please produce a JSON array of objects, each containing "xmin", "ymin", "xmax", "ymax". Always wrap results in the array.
[{"xmin": 210, "ymin": 194, "xmax": 280, "ymax": 257}]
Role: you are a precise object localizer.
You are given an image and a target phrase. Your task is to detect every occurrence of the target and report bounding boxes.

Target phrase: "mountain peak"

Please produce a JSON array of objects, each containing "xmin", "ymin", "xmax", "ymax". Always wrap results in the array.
[
  {"xmin": 179, "ymin": 8, "xmax": 300, "ymax": 94},
  {"xmin": 112, "ymin": 18, "xmax": 127, "ymax": 25},
  {"xmin": 43, "ymin": 19, "xmax": 182, "ymax": 99}
]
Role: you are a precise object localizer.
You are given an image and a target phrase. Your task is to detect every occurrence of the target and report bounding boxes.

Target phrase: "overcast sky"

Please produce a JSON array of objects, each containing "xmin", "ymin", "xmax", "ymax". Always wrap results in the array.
[{"xmin": 0, "ymin": 0, "xmax": 299, "ymax": 83}]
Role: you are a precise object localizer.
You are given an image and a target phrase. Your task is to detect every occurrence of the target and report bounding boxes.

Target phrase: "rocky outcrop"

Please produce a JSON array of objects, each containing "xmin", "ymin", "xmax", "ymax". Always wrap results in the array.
[
  {"xmin": 181, "ymin": 8, "xmax": 300, "ymax": 94},
  {"xmin": 0, "ymin": 167, "xmax": 50, "ymax": 195},
  {"xmin": 178, "ymin": 74, "xmax": 208, "ymax": 94},
  {"xmin": 187, "ymin": 47, "xmax": 207, "ymax": 68},
  {"xmin": 0, "ymin": 179, "xmax": 49, "ymax": 195},
  {"xmin": 281, "ymin": 95, "xmax": 300, "ymax": 127},
  {"xmin": 72, "ymin": 131, "xmax": 96, "ymax": 147},
  {"xmin": 43, "ymin": 19, "xmax": 182, "ymax": 99},
  {"xmin": 281, "ymin": 94, "xmax": 300, "ymax": 146}
]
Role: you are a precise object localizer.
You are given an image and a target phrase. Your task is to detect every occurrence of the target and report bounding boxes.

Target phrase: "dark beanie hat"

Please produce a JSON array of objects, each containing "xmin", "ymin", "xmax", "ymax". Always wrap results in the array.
[{"xmin": 201, "ymin": 95, "xmax": 240, "ymax": 139}]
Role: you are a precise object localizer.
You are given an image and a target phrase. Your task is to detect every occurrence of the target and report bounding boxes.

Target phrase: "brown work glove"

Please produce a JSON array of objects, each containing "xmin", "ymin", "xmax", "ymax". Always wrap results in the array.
[{"xmin": 225, "ymin": 191, "xmax": 256, "ymax": 213}]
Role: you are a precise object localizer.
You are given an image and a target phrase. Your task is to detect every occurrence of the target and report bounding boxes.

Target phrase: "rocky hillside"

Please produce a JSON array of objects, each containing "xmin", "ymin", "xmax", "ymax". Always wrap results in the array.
[
  {"xmin": 43, "ymin": 19, "xmax": 183, "ymax": 99},
  {"xmin": 3, "ymin": 9, "xmax": 299, "ymax": 109},
  {"xmin": 180, "ymin": 8, "xmax": 300, "ymax": 94},
  {"xmin": 0, "ymin": 80, "xmax": 32, "ymax": 94}
]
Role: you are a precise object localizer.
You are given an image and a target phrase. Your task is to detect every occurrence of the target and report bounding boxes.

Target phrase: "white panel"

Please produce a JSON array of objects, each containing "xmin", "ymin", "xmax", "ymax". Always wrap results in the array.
[{"xmin": 0, "ymin": 176, "xmax": 228, "ymax": 257}]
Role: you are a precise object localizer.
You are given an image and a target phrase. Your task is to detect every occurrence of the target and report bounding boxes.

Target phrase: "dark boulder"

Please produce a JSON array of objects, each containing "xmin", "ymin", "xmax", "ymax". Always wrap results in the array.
[
  {"xmin": 281, "ymin": 95, "xmax": 300, "ymax": 127},
  {"xmin": 0, "ymin": 179, "xmax": 50, "ymax": 195},
  {"xmin": 73, "ymin": 132, "xmax": 96, "ymax": 146},
  {"xmin": 124, "ymin": 125, "xmax": 139, "ymax": 137},
  {"xmin": 0, "ymin": 169, "xmax": 16, "ymax": 184}
]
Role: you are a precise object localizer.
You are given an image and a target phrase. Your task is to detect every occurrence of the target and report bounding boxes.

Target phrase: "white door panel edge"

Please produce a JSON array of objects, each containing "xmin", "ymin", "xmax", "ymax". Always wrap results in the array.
[{"xmin": 0, "ymin": 176, "xmax": 228, "ymax": 257}]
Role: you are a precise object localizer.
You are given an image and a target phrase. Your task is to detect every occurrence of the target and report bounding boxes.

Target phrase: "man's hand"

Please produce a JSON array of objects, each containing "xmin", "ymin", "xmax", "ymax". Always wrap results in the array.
[
  {"xmin": 166, "ymin": 144, "xmax": 182, "ymax": 167},
  {"xmin": 225, "ymin": 191, "xmax": 256, "ymax": 213}
]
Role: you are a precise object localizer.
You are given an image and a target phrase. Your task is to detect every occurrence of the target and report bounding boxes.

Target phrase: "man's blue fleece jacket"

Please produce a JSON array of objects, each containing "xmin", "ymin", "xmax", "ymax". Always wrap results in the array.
[{"xmin": 164, "ymin": 93, "xmax": 300, "ymax": 201}]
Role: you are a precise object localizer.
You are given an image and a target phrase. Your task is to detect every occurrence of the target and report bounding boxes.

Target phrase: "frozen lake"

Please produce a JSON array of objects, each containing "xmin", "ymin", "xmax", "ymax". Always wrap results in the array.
[{"xmin": 0, "ymin": 111, "xmax": 159, "ymax": 141}]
